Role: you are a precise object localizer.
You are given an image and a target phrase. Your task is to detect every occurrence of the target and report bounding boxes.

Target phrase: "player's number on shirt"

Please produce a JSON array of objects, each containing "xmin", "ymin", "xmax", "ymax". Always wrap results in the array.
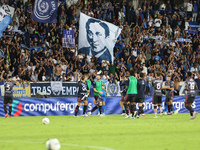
[
  {"xmin": 6, "ymin": 84, "xmax": 10, "ymax": 91},
  {"xmin": 189, "ymin": 82, "xmax": 195, "ymax": 90},
  {"xmin": 156, "ymin": 83, "xmax": 161, "ymax": 90}
]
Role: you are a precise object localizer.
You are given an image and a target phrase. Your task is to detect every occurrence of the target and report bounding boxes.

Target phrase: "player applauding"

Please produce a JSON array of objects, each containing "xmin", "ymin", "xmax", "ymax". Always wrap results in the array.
[
  {"xmin": 87, "ymin": 72, "xmax": 107, "ymax": 117},
  {"xmin": 122, "ymin": 70, "xmax": 137, "ymax": 119},
  {"xmin": 184, "ymin": 72, "xmax": 198, "ymax": 120},
  {"xmin": 74, "ymin": 75, "xmax": 89, "ymax": 117},
  {"xmin": 163, "ymin": 75, "xmax": 176, "ymax": 115},
  {"xmin": 132, "ymin": 73, "xmax": 146, "ymax": 118},
  {"xmin": 1, "ymin": 71, "xmax": 19, "ymax": 118},
  {"xmin": 152, "ymin": 72, "xmax": 164, "ymax": 118}
]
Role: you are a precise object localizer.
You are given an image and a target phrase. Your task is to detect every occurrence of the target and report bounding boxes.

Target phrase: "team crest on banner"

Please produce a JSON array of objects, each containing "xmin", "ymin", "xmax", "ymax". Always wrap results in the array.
[
  {"xmin": 78, "ymin": 13, "xmax": 121, "ymax": 62},
  {"xmin": 32, "ymin": 0, "xmax": 58, "ymax": 23},
  {"xmin": 107, "ymin": 82, "xmax": 120, "ymax": 97}
]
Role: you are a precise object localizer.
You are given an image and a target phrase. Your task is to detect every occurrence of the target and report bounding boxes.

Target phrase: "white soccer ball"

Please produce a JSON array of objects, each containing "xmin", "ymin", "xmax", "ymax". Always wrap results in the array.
[
  {"xmin": 42, "ymin": 118, "xmax": 50, "ymax": 124},
  {"xmin": 46, "ymin": 139, "xmax": 61, "ymax": 150}
]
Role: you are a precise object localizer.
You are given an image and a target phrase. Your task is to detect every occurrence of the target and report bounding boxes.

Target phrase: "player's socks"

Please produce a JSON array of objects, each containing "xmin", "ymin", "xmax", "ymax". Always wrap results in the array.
[
  {"xmin": 169, "ymin": 104, "xmax": 173, "ymax": 113},
  {"xmin": 102, "ymin": 105, "xmax": 106, "ymax": 114},
  {"xmin": 99, "ymin": 106, "xmax": 102, "ymax": 114},
  {"xmin": 130, "ymin": 105, "xmax": 134, "ymax": 117},
  {"xmin": 123, "ymin": 110, "xmax": 125, "ymax": 113},
  {"xmin": 86, "ymin": 106, "xmax": 89, "ymax": 114},
  {"xmin": 138, "ymin": 107, "xmax": 143, "ymax": 115},
  {"xmin": 75, "ymin": 105, "xmax": 80, "ymax": 116},
  {"xmin": 91, "ymin": 106, "xmax": 98, "ymax": 113},
  {"xmin": 164, "ymin": 103, "xmax": 168, "ymax": 112},
  {"xmin": 9, "ymin": 106, "xmax": 12, "ymax": 116},
  {"xmin": 83, "ymin": 105, "xmax": 87, "ymax": 115},
  {"xmin": 186, "ymin": 106, "xmax": 194, "ymax": 116},
  {"xmin": 155, "ymin": 113, "xmax": 157, "ymax": 117},
  {"xmin": 4, "ymin": 105, "xmax": 7, "ymax": 114},
  {"xmin": 124, "ymin": 104, "xmax": 129, "ymax": 115},
  {"xmin": 173, "ymin": 105, "xmax": 176, "ymax": 111},
  {"xmin": 168, "ymin": 104, "xmax": 171, "ymax": 112},
  {"xmin": 141, "ymin": 109, "xmax": 144, "ymax": 114},
  {"xmin": 132, "ymin": 104, "xmax": 136, "ymax": 117},
  {"xmin": 133, "ymin": 104, "xmax": 136, "ymax": 111}
]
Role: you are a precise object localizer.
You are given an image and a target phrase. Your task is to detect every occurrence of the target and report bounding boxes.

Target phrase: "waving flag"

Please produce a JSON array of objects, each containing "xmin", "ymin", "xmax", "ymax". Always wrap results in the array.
[
  {"xmin": 6, "ymin": 46, "xmax": 11, "ymax": 69},
  {"xmin": 78, "ymin": 13, "xmax": 121, "ymax": 62},
  {"xmin": 0, "ymin": 6, "xmax": 14, "ymax": 38},
  {"xmin": 32, "ymin": 0, "xmax": 58, "ymax": 23},
  {"xmin": 2, "ymin": 5, "xmax": 15, "ymax": 17}
]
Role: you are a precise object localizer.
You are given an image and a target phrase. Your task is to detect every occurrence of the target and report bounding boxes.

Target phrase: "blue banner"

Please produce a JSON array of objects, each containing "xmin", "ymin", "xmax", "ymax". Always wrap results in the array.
[
  {"xmin": 175, "ymin": 38, "xmax": 192, "ymax": 43},
  {"xmin": 0, "ymin": 96, "xmax": 199, "ymax": 117},
  {"xmin": 62, "ymin": 30, "xmax": 75, "ymax": 48},
  {"xmin": 32, "ymin": 0, "xmax": 58, "ymax": 23},
  {"xmin": 187, "ymin": 30, "xmax": 198, "ymax": 34},
  {"xmin": 0, "ymin": 16, "xmax": 12, "ymax": 38}
]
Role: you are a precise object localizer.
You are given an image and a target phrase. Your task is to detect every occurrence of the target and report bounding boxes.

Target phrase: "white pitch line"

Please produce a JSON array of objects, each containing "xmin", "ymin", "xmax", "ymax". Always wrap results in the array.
[
  {"xmin": 0, "ymin": 140, "xmax": 115, "ymax": 150},
  {"xmin": 61, "ymin": 143, "xmax": 115, "ymax": 150}
]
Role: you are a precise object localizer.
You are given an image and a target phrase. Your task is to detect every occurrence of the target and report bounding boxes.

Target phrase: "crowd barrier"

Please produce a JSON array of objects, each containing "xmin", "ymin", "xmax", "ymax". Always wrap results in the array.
[
  {"xmin": 0, "ymin": 81, "xmax": 192, "ymax": 97},
  {"xmin": 0, "ymin": 96, "xmax": 199, "ymax": 117}
]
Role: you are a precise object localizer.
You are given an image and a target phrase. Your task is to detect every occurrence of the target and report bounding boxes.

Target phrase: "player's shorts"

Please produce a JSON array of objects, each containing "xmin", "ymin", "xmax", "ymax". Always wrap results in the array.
[
  {"xmin": 101, "ymin": 91, "xmax": 106, "ymax": 102},
  {"xmin": 3, "ymin": 96, "xmax": 13, "ymax": 104},
  {"xmin": 101, "ymin": 91, "xmax": 106, "ymax": 97},
  {"xmin": 146, "ymin": 86, "xmax": 150, "ymax": 92},
  {"xmin": 94, "ymin": 95, "xmax": 102, "ymax": 105},
  {"xmin": 165, "ymin": 94, "xmax": 173, "ymax": 102},
  {"xmin": 77, "ymin": 94, "xmax": 88, "ymax": 102},
  {"xmin": 184, "ymin": 95, "xmax": 195, "ymax": 104},
  {"xmin": 124, "ymin": 94, "xmax": 136, "ymax": 103},
  {"xmin": 102, "ymin": 97, "xmax": 106, "ymax": 102},
  {"xmin": 120, "ymin": 93, "xmax": 126, "ymax": 101},
  {"xmin": 134, "ymin": 97, "xmax": 145, "ymax": 103},
  {"xmin": 152, "ymin": 95, "xmax": 162, "ymax": 104}
]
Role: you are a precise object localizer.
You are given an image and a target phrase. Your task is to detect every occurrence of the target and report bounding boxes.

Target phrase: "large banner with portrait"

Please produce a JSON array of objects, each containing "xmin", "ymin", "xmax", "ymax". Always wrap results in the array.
[
  {"xmin": 62, "ymin": 29, "xmax": 75, "ymax": 48},
  {"xmin": 78, "ymin": 13, "xmax": 121, "ymax": 62}
]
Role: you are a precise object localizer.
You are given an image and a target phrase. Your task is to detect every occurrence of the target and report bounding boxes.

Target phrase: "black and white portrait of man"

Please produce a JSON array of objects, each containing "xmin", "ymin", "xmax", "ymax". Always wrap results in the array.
[{"xmin": 78, "ymin": 13, "xmax": 121, "ymax": 63}]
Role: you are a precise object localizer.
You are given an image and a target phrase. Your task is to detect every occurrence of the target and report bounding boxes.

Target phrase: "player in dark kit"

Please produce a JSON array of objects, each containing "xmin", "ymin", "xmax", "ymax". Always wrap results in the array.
[
  {"xmin": 163, "ymin": 75, "xmax": 176, "ymax": 115},
  {"xmin": 152, "ymin": 72, "xmax": 164, "ymax": 118},
  {"xmin": 132, "ymin": 73, "xmax": 146, "ymax": 118},
  {"xmin": 184, "ymin": 72, "xmax": 198, "ymax": 120},
  {"xmin": 74, "ymin": 75, "xmax": 89, "ymax": 117},
  {"xmin": 120, "ymin": 76, "xmax": 128, "ymax": 116},
  {"xmin": 1, "ymin": 71, "xmax": 19, "ymax": 118},
  {"xmin": 122, "ymin": 70, "xmax": 137, "ymax": 119}
]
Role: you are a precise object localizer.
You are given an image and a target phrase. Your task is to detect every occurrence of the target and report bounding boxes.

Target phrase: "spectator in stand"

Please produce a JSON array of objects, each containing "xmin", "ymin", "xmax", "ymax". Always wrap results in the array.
[
  {"xmin": 0, "ymin": 0, "xmax": 199, "ymax": 98},
  {"xmin": 186, "ymin": 0, "xmax": 195, "ymax": 19}
]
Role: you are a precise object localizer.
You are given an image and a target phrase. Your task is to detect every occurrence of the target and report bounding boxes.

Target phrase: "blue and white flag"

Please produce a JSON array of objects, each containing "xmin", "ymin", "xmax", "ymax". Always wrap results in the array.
[
  {"xmin": 32, "ymin": 0, "xmax": 58, "ymax": 23},
  {"xmin": 175, "ymin": 38, "xmax": 192, "ymax": 43},
  {"xmin": 0, "ymin": 49, "xmax": 4, "ymax": 58},
  {"xmin": 0, "ymin": 6, "xmax": 14, "ymax": 38},
  {"xmin": 1, "ymin": 5, "xmax": 15, "ymax": 17},
  {"xmin": 78, "ymin": 13, "xmax": 122, "ymax": 62},
  {"xmin": 63, "ymin": 29, "xmax": 75, "ymax": 48}
]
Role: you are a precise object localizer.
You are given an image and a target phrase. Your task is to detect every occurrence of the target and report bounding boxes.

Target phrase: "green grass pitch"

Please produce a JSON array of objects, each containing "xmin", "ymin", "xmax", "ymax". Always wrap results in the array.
[{"xmin": 0, "ymin": 114, "xmax": 200, "ymax": 150}]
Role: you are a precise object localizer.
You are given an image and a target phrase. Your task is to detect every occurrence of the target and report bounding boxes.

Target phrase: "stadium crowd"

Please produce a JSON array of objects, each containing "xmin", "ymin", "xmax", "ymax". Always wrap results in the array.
[{"xmin": 0, "ymin": 0, "xmax": 200, "ymax": 93}]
